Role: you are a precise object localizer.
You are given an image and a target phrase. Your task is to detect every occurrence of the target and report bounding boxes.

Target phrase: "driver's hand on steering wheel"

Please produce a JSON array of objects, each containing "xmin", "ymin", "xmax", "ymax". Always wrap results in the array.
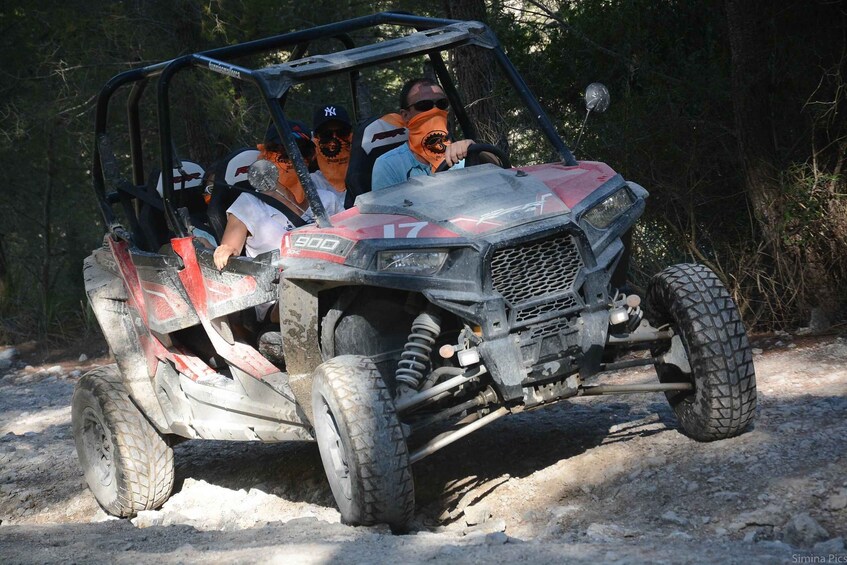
[{"xmin": 443, "ymin": 139, "xmax": 474, "ymax": 168}]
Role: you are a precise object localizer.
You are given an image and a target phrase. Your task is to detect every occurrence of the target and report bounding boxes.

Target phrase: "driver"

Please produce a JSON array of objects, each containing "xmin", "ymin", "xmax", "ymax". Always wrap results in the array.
[{"xmin": 371, "ymin": 78, "xmax": 475, "ymax": 190}]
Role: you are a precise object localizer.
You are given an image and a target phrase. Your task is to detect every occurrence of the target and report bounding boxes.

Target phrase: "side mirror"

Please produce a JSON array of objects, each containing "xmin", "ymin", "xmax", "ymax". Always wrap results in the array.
[
  {"xmin": 247, "ymin": 159, "xmax": 278, "ymax": 193},
  {"xmin": 572, "ymin": 83, "xmax": 611, "ymax": 158},
  {"xmin": 584, "ymin": 82, "xmax": 610, "ymax": 113}
]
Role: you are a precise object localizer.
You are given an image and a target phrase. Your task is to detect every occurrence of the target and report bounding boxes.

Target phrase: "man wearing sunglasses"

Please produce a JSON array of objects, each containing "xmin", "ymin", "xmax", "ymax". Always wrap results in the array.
[
  {"xmin": 310, "ymin": 104, "xmax": 352, "ymax": 215},
  {"xmin": 371, "ymin": 78, "xmax": 475, "ymax": 190}
]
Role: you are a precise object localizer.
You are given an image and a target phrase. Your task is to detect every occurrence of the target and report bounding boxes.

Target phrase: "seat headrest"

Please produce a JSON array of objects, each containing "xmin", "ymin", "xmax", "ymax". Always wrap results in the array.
[
  {"xmin": 154, "ymin": 161, "xmax": 205, "ymax": 197},
  {"xmin": 218, "ymin": 149, "xmax": 260, "ymax": 186},
  {"xmin": 207, "ymin": 148, "xmax": 261, "ymax": 241},
  {"xmin": 343, "ymin": 114, "xmax": 409, "ymax": 208},
  {"xmin": 360, "ymin": 113, "xmax": 407, "ymax": 155}
]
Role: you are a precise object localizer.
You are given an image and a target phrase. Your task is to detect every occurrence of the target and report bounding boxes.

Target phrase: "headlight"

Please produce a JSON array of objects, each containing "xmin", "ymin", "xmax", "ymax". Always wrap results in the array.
[
  {"xmin": 377, "ymin": 250, "xmax": 448, "ymax": 275},
  {"xmin": 583, "ymin": 188, "xmax": 635, "ymax": 229}
]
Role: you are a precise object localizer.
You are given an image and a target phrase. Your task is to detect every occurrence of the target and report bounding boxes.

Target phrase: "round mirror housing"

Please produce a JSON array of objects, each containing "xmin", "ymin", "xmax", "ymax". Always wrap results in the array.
[
  {"xmin": 585, "ymin": 83, "xmax": 611, "ymax": 113},
  {"xmin": 248, "ymin": 159, "xmax": 278, "ymax": 193}
]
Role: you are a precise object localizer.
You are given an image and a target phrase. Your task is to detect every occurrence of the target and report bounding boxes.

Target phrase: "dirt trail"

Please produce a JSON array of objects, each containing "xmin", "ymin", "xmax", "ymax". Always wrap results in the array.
[{"xmin": 0, "ymin": 334, "xmax": 845, "ymax": 563}]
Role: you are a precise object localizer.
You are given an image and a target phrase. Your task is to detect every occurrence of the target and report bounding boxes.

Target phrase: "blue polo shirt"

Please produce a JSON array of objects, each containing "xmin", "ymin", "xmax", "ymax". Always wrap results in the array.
[{"xmin": 371, "ymin": 143, "xmax": 464, "ymax": 190}]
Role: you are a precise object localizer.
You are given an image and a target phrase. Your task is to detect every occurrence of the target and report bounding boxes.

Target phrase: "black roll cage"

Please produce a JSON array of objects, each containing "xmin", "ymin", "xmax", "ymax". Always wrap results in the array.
[{"xmin": 91, "ymin": 11, "xmax": 577, "ymax": 245}]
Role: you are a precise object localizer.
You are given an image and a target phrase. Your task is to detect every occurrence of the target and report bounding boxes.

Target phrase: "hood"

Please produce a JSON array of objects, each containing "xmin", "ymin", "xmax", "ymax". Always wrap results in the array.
[{"xmin": 352, "ymin": 162, "xmax": 620, "ymax": 236}]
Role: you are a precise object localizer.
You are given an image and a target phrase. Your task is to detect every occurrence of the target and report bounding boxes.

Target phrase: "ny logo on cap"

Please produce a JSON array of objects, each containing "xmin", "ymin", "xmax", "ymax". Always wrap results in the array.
[{"xmin": 324, "ymin": 106, "xmax": 337, "ymax": 117}]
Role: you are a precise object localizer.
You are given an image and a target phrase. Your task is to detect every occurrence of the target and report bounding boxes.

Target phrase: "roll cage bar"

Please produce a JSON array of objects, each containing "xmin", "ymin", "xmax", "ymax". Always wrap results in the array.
[{"xmin": 91, "ymin": 11, "xmax": 577, "ymax": 245}]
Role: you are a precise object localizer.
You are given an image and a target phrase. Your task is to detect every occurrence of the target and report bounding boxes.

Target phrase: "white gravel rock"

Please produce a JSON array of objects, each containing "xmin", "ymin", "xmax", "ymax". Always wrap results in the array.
[
  {"xmin": 813, "ymin": 537, "xmax": 845, "ymax": 553},
  {"xmin": 782, "ymin": 513, "xmax": 830, "ymax": 547},
  {"xmin": 1, "ymin": 335, "xmax": 846, "ymax": 564},
  {"xmin": 462, "ymin": 519, "xmax": 505, "ymax": 537},
  {"xmin": 131, "ymin": 511, "xmax": 164, "ymax": 528},
  {"xmin": 586, "ymin": 523, "xmax": 636, "ymax": 541},
  {"xmin": 661, "ymin": 510, "xmax": 689, "ymax": 526},
  {"xmin": 463, "ymin": 503, "xmax": 490, "ymax": 526},
  {"xmin": 0, "ymin": 348, "xmax": 18, "ymax": 361},
  {"xmin": 729, "ymin": 504, "xmax": 786, "ymax": 531},
  {"xmin": 824, "ymin": 492, "xmax": 847, "ymax": 511},
  {"xmin": 485, "ymin": 531, "xmax": 508, "ymax": 545}
]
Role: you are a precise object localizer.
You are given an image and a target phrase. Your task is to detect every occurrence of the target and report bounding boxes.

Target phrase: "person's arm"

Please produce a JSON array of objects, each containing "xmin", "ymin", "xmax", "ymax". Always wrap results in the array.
[
  {"xmin": 443, "ymin": 139, "xmax": 474, "ymax": 168},
  {"xmin": 213, "ymin": 213, "xmax": 249, "ymax": 270}
]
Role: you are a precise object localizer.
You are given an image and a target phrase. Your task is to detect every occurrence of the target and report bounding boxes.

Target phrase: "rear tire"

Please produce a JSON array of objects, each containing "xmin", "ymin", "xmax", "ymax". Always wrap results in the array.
[
  {"xmin": 312, "ymin": 355, "xmax": 414, "ymax": 531},
  {"xmin": 71, "ymin": 365, "xmax": 174, "ymax": 516},
  {"xmin": 646, "ymin": 264, "xmax": 757, "ymax": 441}
]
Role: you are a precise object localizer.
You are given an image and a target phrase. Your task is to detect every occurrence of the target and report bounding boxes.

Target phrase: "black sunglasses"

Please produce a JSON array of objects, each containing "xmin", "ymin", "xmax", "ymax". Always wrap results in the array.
[
  {"xmin": 405, "ymin": 98, "xmax": 450, "ymax": 112},
  {"xmin": 316, "ymin": 124, "xmax": 352, "ymax": 143}
]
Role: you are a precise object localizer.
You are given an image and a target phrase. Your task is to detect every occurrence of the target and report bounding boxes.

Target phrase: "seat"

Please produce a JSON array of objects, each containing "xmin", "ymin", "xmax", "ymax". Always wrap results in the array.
[
  {"xmin": 207, "ymin": 148, "xmax": 260, "ymax": 241},
  {"xmin": 138, "ymin": 161, "xmax": 206, "ymax": 251},
  {"xmin": 343, "ymin": 113, "xmax": 407, "ymax": 208}
]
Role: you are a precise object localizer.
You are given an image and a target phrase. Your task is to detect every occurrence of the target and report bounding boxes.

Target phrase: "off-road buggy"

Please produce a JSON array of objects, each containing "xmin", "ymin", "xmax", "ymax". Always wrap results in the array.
[{"xmin": 74, "ymin": 12, "xmax": 756, "ymax": 531}]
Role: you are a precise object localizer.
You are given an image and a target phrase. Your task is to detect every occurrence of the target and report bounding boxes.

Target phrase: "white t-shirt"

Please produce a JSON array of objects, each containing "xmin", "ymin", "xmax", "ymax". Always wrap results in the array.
[
  {"xmin": 312, "ymin": 170, "xmax": 347, "ymax": 216},
  {"xmin": 226, "ymin": 193, "xmax": 314, "ymax": 258},
  {"xmin": 225, "ymin": 172, "xmax": 343, "ymax": 258}
]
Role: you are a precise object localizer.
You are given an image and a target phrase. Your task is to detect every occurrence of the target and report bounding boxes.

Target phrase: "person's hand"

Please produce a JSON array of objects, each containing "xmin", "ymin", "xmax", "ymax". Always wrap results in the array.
[
  {"xmin": 213, "ymin": 244, "xmax": 238, "ymax": 270},
  {"xmin": 444, "ymin": 139, "xmax": 474, "ymax": 168}
]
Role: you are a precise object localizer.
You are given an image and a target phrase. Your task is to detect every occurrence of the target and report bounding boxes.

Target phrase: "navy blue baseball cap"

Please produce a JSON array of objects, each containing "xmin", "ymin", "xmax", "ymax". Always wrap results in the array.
[{"xmin": 312, "ymin": 104, "xmax": 351, "ymax": 133}]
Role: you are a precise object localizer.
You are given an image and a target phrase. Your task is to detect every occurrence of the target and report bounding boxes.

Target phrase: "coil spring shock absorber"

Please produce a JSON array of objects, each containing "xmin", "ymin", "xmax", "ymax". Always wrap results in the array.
[{"xmin": 395, "ymin": 310, "xmax": 442, "ymax": 390}]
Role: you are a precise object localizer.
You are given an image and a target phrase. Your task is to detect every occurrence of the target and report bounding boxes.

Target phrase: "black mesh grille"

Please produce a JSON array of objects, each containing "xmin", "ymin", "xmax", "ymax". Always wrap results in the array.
[
  {"xmin": 514, "ymin": 295, "xmax": 579, "ymax": 324},
  {"xmin": 491, "ymin": 235, "xmax": 583, "ymax": 307},
  {"xmin": 527, "ymin": 317, "xmax": 574, "ymax": 340}
]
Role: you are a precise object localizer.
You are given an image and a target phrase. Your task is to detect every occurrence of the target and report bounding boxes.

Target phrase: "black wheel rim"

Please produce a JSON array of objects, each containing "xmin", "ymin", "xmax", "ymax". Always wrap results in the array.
[
  {"xmin": 81, "ymin": 407, "xmax": 114, "ymax": 487},
  {"xmin": 317, "ymin": 397, "xmax": 352, "ymax": 501}
]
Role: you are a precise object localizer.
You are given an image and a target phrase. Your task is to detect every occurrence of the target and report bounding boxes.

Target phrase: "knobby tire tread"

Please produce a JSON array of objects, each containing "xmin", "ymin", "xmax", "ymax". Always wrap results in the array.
[
  {"xmin": 314, "ymin": 355, "xmax": 414, "ymax": 530},
  {"xmin": 646, "ymin": 264, "xmax": 757, "ymax": 441},
  {"xmin": 74, "ymin": 365, "xmax": 174, "ymax": 516}
]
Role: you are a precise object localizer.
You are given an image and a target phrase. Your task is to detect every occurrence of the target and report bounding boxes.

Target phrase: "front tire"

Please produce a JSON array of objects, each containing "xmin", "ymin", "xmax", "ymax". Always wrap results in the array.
[
  {"xmin": 71, "ymin": 365, "xmax": 174, "ymax": 516},
  {"xmin": 646, "ymin": 264, "xmax": 757, "ymax": 441},
  {"xmin": 312, "ymin": 355, "xmax": 414, "ymax": 531}
]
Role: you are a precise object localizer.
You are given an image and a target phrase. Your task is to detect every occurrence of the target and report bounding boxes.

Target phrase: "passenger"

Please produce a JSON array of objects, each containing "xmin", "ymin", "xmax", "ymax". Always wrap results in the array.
[
  {"xmin": 371, "ymin": 78, "xmax": 475, "ymax": 190},
  {"xmin": 213, "ymin": 120, "xmax": 316, "ymax": 272},
  {"xmin": 310, "ymin": 103, "xmax": 352, "ymax": 215}
]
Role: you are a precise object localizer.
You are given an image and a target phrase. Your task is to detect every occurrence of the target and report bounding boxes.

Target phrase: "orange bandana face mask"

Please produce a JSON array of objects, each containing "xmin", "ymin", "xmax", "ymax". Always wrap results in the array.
[
  {"xmin": 406, "ymin": 108, "xmax": 451, "ymax": 172},
  {"xmin": 314, "ymin": 132, "xmax": 352, "ymax": 192},
  {"xmin": 257, "ymin": 143, "xmax": 307, "ymax": 204}
]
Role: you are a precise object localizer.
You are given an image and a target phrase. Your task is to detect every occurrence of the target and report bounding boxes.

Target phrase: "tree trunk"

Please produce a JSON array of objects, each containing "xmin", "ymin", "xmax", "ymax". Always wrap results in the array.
[
  {"xmin": 443, "ymin": 0, "xmax": 509, "ymax": 153},
  {"xmin": 724, "ymin": 0, "xmax": 782, "ymax": 247},
  {"xmin": 0, "ymin": 232, "xmax": 8, "ymax": 303},
  {"xmin": 41, "ymin": 121, "xmax": 57, "ymax": 320},
  {"xmin": 170, "ymin": 0, "xmax": 215, "ymax": 166}
]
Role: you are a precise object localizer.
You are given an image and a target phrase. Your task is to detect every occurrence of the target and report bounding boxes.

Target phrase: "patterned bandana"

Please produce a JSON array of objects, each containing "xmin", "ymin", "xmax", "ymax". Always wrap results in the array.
[
  {"xmin": 406, "ymin": 108, "xmax": 451, "ymax": 172},
  {"xmin": 314, "ymin": 132, "xmax": 352, "ymax": 192}
]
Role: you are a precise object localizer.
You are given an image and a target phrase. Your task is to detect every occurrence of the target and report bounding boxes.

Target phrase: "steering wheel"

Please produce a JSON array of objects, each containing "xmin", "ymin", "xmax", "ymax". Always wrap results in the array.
[{"xmin": 435, "ymin": 143, "xmax": 511, "ymax": 173}]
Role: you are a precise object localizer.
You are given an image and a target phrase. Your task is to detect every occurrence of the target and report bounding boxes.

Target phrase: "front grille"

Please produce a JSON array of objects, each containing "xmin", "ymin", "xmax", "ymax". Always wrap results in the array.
[
  {"xmin": 514, "ymin": 295, "xmax": 578, "ymax": 324},
  {"xmin": 491, "ymin": 234, "xmax": 584, "ymax": 308},
  {"xmin": 527, "ymin": 317, "xmax": 574, "ymax": 340}
]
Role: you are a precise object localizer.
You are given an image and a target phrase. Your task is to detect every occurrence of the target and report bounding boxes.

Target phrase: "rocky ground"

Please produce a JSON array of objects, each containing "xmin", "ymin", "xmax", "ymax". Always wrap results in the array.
[{"xmin": 0, "ymin": 332, "xmax": 845, "ymax": 564}]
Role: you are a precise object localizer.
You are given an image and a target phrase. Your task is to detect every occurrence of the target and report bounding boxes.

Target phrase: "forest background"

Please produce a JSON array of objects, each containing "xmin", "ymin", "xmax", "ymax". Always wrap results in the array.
[{"xmin": 0, "ymin": 0, "xmax": 845, "ymax": 344}]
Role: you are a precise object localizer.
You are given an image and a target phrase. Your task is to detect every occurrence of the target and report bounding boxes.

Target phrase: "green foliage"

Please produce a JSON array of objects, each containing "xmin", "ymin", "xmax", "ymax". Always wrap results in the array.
[{"xmin": 779, "ymin": 164, "xmax": 843, "ymax": 248}]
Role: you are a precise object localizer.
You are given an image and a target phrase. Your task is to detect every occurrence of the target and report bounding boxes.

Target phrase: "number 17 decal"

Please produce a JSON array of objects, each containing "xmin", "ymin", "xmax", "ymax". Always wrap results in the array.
[{"xmin": 383, "ymin": 222, "xmax": 428, "ymax": 238}]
